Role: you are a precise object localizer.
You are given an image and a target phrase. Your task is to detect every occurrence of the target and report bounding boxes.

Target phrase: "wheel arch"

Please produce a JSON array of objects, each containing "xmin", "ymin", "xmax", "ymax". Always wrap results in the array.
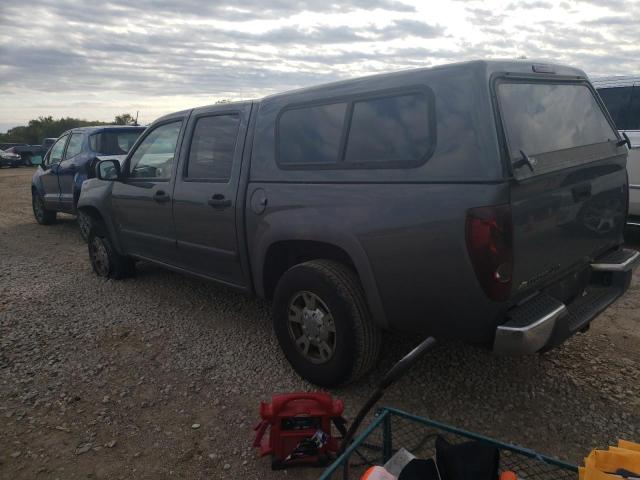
[
  {"xmin": 257, "ymin": 237, "xmax": 389, "ymax": 329},
  {"xmin": 31, "ymin": 177, "xmax": 45, "ymax": 198},
  {"xmin": 77, "ymin": 202, "xmax": 124, "ymax": 254}
]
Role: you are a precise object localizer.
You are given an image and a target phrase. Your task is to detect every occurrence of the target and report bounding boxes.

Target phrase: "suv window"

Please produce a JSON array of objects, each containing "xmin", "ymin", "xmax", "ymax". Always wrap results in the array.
[
  {"xmin": 344, "ymin": 93, "xmax": 432, "ymax": 164},
  {"xmin": 598, "ymin": 86, "xmax": 640, "ymax": 131},
  {"xmin": 64, "ymin": 133, "xmax": 84, "ymax": 159},
  {"xmin": 128, "ymin": 122, "xmax": 182, "ymax": 180},
  {"xmin": 47, "ymin": 136, "xmax": 68, "ymax": 165},
  {"xmin": 186, "ymin": 115, "xmax": 240, "ymax": 181},
  {"xmin": 90, "ymin": 130, "xmax": 143, "ymax": 155},
  {"xmin": 498, "ymin": 82, "xmax": 617, "ymax": 172}
]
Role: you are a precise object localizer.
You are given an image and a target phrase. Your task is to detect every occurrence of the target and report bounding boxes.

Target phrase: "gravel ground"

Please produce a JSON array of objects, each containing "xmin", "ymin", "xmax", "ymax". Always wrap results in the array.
[{"xmin": 1, "ymin": 167, "xmax": 639, "ymax": 479}]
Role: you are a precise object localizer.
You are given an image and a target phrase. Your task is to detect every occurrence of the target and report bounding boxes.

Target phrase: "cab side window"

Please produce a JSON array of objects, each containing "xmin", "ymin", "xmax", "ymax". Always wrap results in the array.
[
  {"xmin": 64, "ymin": 133, "xmax": 84, "ymax": 160},
  {"xmin": 186, "ymin": 115, "xmax": 240, "ymax": 181},
  {"xmin": 47, "ymin": 136, "xmax": 68, "ymax": 165},
  {"xmin": 128, "ymin": 121, "xmax": 182, "ymax": 180}
]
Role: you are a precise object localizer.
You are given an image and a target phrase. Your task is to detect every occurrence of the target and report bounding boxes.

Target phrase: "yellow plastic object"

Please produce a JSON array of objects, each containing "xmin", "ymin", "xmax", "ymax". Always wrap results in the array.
[
  {"xmin": 580, "ymin": 444, "xmax": 640, "ymax": 479},
  {"xmin": 591, "ymin": 447, "xmax": 640, "ymax": 473},
  {"xmin": 579, "ymin": 466, "xmax": 622, "ymax": 480},
  {"xmin": 619, "ymin": 440, "xmax": 640, "ymax": 453}
]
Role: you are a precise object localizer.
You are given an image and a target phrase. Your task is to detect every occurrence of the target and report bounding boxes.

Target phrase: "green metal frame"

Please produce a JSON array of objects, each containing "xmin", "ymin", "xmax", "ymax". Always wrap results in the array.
[{"xmin": 319, "ymin": 407, "xmax": 578, "ymax": 479}]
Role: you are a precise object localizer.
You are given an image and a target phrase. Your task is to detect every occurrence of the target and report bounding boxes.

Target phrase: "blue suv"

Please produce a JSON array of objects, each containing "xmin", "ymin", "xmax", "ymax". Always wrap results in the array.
[{"xmin": 31, "ymin": 126, "xmax": 145, "ymax": 239}]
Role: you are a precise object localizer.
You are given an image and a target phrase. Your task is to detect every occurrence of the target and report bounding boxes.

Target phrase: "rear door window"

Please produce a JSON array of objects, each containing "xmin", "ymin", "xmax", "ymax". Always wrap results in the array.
[
  {"xmin": 185, "ymin": 114, "xmax": 240, "ymax": 181},
  {"xmin": 498, "ymin": 82, "xmax": 618, "ymax": 176}
]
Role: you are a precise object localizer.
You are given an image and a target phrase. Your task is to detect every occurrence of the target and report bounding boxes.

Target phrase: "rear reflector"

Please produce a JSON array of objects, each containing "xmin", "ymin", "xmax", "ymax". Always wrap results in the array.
[{"xmin": 465, "ymin": 205, "xmax": 513, "ymax": 302}]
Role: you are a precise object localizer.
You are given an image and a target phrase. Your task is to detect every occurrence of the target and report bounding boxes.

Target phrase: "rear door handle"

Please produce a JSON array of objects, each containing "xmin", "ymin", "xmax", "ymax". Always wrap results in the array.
[
  {"xmin": 208, "ymin": 194, "xmax": 231, "ymax": 208},
  {"xmin": 154, "ymin": 190, "xmax": 171, "ymax": 203}
]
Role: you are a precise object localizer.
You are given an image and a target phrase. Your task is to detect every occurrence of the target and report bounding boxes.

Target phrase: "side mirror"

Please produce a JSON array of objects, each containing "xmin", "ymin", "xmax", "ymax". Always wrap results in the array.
[{"xmin": 96, "ymin": 159, "xmax": 121, "ymax": 181}]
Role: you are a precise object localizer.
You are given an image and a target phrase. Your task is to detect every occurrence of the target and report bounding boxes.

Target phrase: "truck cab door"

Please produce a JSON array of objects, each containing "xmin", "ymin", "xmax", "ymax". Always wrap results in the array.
[
  {"xmin": 111, "ymin": 118, "xmax": 186, "ymax": 263},
  {"xmin": 40, "ymin": 134, "xmax": 69, "ymax": 210},
  {"xmin": 58, "ymin": 132, "xmax": 84, "ymax": 212},
  {"xmin": 172, "ymin": 103, "xmax": 252, "ymax": 287}
]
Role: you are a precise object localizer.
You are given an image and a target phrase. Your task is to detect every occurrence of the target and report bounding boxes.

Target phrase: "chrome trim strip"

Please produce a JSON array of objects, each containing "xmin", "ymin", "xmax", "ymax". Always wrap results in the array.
[
  {"xmin": 497, "ymin": 305, "xmax": 566, "ymax": 333},
  {"xmin": 591, "ymin": 250, "xmax": 640, "ymax": 272},
  {"xmin": 629, "ymin": 184, "xmax": 640, "ymax": 190},
  {"xmin": 628, "ymin": 221, "xmax": 640, "ymax": 227}
]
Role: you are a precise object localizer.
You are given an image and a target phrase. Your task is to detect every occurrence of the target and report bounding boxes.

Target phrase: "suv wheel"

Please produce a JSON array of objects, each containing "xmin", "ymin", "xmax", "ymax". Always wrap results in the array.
[
  {"xmin": 273, "ymin": 260, "xmax": 381, "ymax": 386},
  {"xmin": 32, "ymin": 191, "xmax": 56, "ymax": 225},
  {"xmin": 77, "ymin": 210, "xmax": 94, "ymax": 242},
  {"xmin": 88, "ymin": 222, "xmax": 135, "ymax": 279}
]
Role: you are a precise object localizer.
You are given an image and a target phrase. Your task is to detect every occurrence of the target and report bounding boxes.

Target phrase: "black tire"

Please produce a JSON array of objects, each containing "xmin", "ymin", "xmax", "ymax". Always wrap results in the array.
[
  {"xmin": 87, "ymin": 222, "xmax": 135, "ymax": 279},
  {"xmin": 77, "ymin": 210, "xmax": 94, "ymax": 242},
  {"xmin": 273, "ymin": 259, "xmax": 382, "ymax": 387},
  {"xmin": 32, "ymin": 191, "xmax": 56, "ymax": 225}
]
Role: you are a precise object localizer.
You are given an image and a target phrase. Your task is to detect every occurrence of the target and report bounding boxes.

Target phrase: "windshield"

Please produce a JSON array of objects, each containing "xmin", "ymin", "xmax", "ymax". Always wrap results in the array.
[
  {"xmin": 498, "ymin": 82, "xmax": 617, "ymax": 172},
  {"xmin": 89, "ymin": 130, "xmax": 144, "ymax": 155}
]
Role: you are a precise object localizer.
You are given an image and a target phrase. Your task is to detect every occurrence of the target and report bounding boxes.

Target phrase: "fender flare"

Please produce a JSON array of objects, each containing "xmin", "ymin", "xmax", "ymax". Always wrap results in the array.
[
  {"xmin": 76, "ymin": 182, "xmax": 124, "ymax": 254},
  {"xmin": 253, "ymin": 227, "xmax": 389, "ymax": 330}
]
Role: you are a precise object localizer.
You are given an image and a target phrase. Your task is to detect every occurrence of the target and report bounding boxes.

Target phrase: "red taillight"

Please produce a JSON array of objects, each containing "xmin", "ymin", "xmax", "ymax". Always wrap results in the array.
[{"xmin": 465, "ymin": 205, "xmax": 513, "ymax": 302}]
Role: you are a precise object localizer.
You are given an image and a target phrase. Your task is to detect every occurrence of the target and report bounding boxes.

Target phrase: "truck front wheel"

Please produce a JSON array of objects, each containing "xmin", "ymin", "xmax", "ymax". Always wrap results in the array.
[
  {"xmin": 272, "ymin": 259, "xmax": 381, "ymax": 386},
  {"xmin": 87, "ymin": 222, "xmax": 135, "ymax": 279},
  {"xmin": 77, "ymin": 210, "xmax": 94, "ymax": 242}
]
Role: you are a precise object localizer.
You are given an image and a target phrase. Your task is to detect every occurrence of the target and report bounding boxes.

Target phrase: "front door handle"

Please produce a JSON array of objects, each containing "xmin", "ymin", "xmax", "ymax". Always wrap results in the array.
[
  {"xmin": 154, "ymin": 190, "xmax": 171, "ymax": 203},
  {"xmin": 208, "ymin": 194, "xmax": 231, "ymax": 208}
]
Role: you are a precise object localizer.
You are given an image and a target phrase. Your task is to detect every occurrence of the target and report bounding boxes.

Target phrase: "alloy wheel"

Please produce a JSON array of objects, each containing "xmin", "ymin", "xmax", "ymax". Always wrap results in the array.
[
  {"xmin": 287, "ymin": 291, "xmax": 336, "ymax": 364},
  {"xmin": 89, "ymin": 237, "xmax": 110, "ymax": 276},
  {"xmin": 78, "ymin": 212, "xmax": 91, "ymax": 239}
]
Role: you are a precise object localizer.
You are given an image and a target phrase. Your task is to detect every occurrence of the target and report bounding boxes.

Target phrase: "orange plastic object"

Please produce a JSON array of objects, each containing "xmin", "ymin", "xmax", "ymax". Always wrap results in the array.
[
  {"xmin": 361, "ymin": 466, "xmax": 397, "ymax": 480},
  {"xmin": 500, "ymin": 471, "xmax": 517, "ymax": 480}
]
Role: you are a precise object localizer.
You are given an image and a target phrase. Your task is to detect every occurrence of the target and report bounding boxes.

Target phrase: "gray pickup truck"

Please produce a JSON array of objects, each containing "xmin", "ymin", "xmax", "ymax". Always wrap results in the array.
[{"xmin": 78, "ymin": 60, "xmax": 639, "ymax": 386}]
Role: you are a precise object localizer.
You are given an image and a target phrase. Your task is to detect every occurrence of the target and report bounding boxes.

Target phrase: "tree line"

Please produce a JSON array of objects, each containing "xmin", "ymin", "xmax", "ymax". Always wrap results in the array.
[{"xmin": 0, "ymin": 114, "xmax": 138, "ymax": 145}]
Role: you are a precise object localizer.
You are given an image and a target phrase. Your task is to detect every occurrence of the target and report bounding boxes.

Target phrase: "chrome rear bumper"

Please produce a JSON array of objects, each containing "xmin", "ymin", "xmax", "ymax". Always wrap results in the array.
[{"xmin": 494, "ymin": 248, "xmax": 639, "ymax": 354}]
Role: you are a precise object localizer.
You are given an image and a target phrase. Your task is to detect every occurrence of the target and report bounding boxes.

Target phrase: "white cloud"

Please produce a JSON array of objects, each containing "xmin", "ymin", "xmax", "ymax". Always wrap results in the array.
[{"xmin": 0, "ymin": 0, "xmax": 639, "ymax": 129}]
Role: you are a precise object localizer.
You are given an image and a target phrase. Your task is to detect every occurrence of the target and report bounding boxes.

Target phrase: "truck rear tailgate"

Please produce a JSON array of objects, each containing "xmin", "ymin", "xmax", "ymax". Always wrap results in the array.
[{"xmin": 497, "ymin": 80, "xmax": 628, "ymax": 300}]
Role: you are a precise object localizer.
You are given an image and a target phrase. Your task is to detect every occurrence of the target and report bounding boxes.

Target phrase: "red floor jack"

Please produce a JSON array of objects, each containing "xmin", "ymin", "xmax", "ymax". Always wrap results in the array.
[{"xmin": 253, "ymin": 337, "xmax": 437, "ymax": 470}]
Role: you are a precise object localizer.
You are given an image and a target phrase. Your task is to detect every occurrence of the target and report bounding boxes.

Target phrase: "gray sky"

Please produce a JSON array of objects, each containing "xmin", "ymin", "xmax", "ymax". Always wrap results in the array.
[{"xmin": 1, "ymin": 0, "xmax": 639, "ymax": 132}]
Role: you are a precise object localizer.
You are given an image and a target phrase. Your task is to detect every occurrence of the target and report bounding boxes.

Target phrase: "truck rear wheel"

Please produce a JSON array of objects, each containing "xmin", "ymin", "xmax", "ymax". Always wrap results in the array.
[{"xmin": 272, "ymin": 260, "xmax": 381, "ymax": 386}]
